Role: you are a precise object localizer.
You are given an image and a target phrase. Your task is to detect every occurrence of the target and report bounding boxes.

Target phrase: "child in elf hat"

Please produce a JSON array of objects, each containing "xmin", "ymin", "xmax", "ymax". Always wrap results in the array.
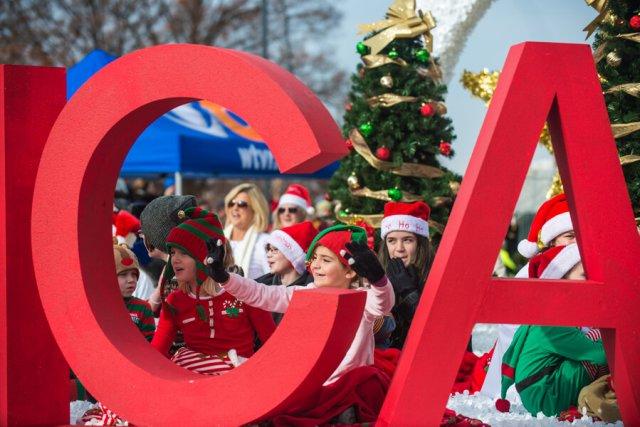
[
  {"xmin": 206, "ymin": 224, "xmax": 394, "ymax": 424},
  {"xmin": 256, "ymin": 221, "xmax": 318, "ymax": 324},
  {"xmin": 72, "ymin": 245, "xmax": 157, "ymax": 402},
  {"xmin": 114, "ymin": 244, "xmax": 156, "ymax": 341},
  {"xmin": 140, "ymin": 195, "xmax": 197, "ymax": 314},
  {"xmin": 495, "ymin": 244, "xmax": 608, "ymax": 417},
  {"xmin": 378, "ymin": 201, "xmax": 433, "ymax": 349},
  {"xmin": 482, "ymin": 193, "xmax": 578, "ymax": 398},
  {"xmin": 151, "ymin": 207, "xmax": 276, "ymax": 375}
]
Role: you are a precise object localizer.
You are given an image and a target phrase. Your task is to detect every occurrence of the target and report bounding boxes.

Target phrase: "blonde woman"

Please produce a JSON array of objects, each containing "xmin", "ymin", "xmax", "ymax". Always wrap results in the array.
[{"xmin": 223, "ymin": 183, "xmax": 270, "ymax": 279}]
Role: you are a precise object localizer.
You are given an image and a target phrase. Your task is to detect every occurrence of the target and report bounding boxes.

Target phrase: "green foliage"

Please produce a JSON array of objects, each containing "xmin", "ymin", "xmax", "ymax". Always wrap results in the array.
[
  {"xmin": 328, "ymin": 36, "xmax": 459, "ymax": 240},
  {"xmin": 593, "ymin": 0, "xmax": 640, "ymax": 216}
]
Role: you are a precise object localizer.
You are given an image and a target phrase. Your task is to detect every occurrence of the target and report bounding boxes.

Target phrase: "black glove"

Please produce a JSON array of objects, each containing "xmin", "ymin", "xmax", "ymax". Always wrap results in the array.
[
  {"xmin": 386, "ymin": 258, "xmax": 418, "ymax": 297},
  {"xmin": 343, "ymin": 241, "xmax": 386, "ymax": 286},
  {"xmin": 205, "ymin": 238, "xmax": 230, "ymax": 283}
]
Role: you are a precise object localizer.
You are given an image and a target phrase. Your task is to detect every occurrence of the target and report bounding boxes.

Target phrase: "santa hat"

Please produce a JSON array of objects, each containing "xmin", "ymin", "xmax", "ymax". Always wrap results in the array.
[
  {"xmin": 517, "ymin": 193, "xmax": 573, "ymax": 258},
  {"xmin": 166, "ymin": 207, "xmax": 225, "ymax": 287},
  {"xmin": 278, "ymin": 184, "xmax": 314, "ymax": 215},
  {"xmin": 380, "ymin": 201, "xmax": 430, "ymax": 239},
  {"xmin": 112, "ymin": 209, "xmax": 141, "ymax": 246},
  {"xmin": 305, "ymin": 224, "xmax": 367, "ymax": 267},
  {"xmin": 113, "ymin": 244, "xmax": 140, "ymax": 276},
  {"xmin": 528, "ymin": 243, "xmax": 581, "ymax": 280},
  {"xmin": 266, "ymin": 221, "xmax": 319, "ymax": 274}
]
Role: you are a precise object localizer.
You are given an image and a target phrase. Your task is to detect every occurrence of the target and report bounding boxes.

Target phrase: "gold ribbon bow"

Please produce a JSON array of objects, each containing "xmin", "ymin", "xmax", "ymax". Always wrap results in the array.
[
  {"xmin": 584, "ymin": 0, "xmax": 610, "ymax": 39},
  {"xmin": 358, "ymin": 0, "xmax": 436, "ymax": 56}
]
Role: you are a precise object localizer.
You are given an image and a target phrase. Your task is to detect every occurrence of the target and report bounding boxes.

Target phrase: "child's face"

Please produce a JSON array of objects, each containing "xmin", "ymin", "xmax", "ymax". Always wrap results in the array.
[
  {"xmin": 117, "ymin": 270, "xmax": 139, "ymax": 297},
  {"xmin": 266, "ymin": 244, "xmax": 294, "ymax": 276},
  {"xmin": 170, "ymin": 247, "xmax": 196, "ymax": 284},
  {"xmin": 309, "ymin": 245, "xmax": 356, "ymax": 289},
  {"xmin": 385, "ymin": 231, "xmax": 418, "ymax": 266},
  {"xmin": 563, "ymin": 262, "xmax": 585, "ymax": 280},
  {"xmin": 551, "ymin": 230, "xmax": 576, "ymax": 247}
]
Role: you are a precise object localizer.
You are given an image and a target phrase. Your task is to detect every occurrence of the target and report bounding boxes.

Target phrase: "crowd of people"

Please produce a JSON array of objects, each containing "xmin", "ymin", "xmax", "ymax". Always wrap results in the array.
[{"xmin": 79, "ymin": 183, "xmax": 618, "ymax": 425}]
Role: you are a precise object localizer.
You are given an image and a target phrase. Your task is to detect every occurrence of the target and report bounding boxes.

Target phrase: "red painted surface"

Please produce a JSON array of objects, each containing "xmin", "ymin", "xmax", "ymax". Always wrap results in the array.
[
  {"xmin": 0, "ymin": 65, "xmax": 69, "ymax": 425},
  {"xmin": 30, "ymin": 44, "xmax": 357, "ymax": 425},
  {"xmin": 378, "ymin": 42, "xmax": 640, "ymax": 425}
]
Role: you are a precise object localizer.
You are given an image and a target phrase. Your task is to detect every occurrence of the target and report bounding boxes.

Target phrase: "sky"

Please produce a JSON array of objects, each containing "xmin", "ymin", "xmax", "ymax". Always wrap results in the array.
[{"xmin": 332, "ymin": 0, "xmax": 598, "ymax": 175}]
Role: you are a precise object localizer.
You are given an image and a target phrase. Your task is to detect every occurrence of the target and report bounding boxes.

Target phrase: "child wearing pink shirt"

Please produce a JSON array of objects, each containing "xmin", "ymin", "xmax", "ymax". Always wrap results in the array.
[{"xmin": 206, "ymin": 224, "xmax": 394, "ymax": 424}]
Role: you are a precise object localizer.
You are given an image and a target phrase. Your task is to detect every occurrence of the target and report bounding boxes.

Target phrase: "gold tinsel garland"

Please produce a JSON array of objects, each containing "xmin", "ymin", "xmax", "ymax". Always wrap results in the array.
[
  {"xmin": 349, "ymin": 129, "xmax": 445, "ymax": 178},
  {"xmin": 362, "ymin": 54, "xmax": 408, "ymax": 69},
  {"xmin": 367, "ymin": 93, "xmax": 418, "ymax": 108},
  {"xmin": 605, "ymin": 83, "xmax": 640, "ymax": 97},
  {"xmin": 351, "ymin": 187, "xmax": 423, "ymax": 202}
]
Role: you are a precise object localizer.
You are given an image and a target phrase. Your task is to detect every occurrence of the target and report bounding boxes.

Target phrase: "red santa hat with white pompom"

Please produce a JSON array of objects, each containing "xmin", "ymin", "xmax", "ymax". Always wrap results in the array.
[
  {"xmin": 517, "ymin": 193, "xmax": 573, "ymax": 258},
  {"xmin": 266, "ymin": 221, "xmax": 318, "ymax": 274},
  {"xmin": 380, "ymin": 201, "xmax": 431, "ymax": 239},
  {"xmin": 277, "ymin": 184, "xmax": 315, "ymax": 215}
]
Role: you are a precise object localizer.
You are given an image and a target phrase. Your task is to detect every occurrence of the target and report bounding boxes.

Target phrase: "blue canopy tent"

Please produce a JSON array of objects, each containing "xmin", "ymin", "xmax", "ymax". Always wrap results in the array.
[{"xmin": 67, "ymin": 49, "xmax": 338, "ymax": 193}]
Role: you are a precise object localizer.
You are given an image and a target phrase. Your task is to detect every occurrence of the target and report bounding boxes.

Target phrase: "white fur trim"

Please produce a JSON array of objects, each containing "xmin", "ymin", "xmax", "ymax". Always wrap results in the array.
[
  {"xmin": 539, "ymin": 244, "xmax": 581, "ymax": 279},
  {"xmin": 267, "ymin": 230, "xmax": 306, "ymax": 274},
  {"xmin": 540, "ymin": 211, "xmax": 573, "ymax": 246},
  {"xmin": 380, "ymin": 214, "xmax": 429, "ymax": 239},
  {"xmin": 517, "ymin": 239, "xmax": 539, "ymax": 258},
  {"xmin": 278, "ymin": 194, "xmax": 309, "ymax": 210}
]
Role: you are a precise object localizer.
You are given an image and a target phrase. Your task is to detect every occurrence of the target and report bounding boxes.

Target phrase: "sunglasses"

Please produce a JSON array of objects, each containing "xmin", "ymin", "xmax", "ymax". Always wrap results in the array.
[
  {"xmin": 228, "ymin": 200, "xmax": 249, "ymax": 209},
  {"xmin": 278, "ymin": 207, "xmax": 299, "ymax": 214}
]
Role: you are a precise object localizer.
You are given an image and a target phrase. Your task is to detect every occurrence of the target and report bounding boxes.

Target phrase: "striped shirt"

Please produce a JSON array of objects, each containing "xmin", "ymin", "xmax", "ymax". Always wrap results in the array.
[{"xmin": 124, "ymin": 297, "xmax": 155, "ymax": 341}]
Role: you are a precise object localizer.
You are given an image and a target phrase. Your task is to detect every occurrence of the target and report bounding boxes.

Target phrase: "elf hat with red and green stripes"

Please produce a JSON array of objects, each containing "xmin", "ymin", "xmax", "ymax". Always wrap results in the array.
[{"xmin": 166, "ymin": 207, "xmax": 225, "ymax": 286}]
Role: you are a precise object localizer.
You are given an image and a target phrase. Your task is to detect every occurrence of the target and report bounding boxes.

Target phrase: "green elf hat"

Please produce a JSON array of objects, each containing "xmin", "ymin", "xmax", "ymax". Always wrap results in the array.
[
  {"xmin": 165, "ymin": 207, "xmax": 225, "ymax": 288},
  {"xmin": 305, "ymin": 224, "xmax": 367, "ymax": 266}
]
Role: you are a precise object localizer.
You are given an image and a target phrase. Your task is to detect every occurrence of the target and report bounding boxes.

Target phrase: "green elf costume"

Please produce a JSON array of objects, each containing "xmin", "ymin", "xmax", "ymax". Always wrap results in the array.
[{"xmin": 496, "ymin": 244, "xmax": 608, "ymax": 417}]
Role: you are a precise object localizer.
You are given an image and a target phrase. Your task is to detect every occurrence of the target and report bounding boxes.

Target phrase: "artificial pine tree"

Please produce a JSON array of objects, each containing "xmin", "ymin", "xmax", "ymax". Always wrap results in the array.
[
  {"xmin": 589, "ymin": 0, "xmax": 640, "ymax": 217},
  {"xmin": 328, "ymin": 0, "xmax": 460, "ymax": 242}
]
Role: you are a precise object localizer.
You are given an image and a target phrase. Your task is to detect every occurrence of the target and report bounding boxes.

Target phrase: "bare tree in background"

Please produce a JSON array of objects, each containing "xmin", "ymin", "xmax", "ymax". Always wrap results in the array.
[{"xmin": 0, "ymin": 0, "xmax": 347, "ymax": 110}]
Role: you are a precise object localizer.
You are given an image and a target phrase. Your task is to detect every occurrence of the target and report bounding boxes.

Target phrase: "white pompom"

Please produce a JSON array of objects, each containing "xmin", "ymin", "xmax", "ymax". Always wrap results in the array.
[{"xmin": 517, "ymin": 239, "xmax": 539, "ymax": 258}]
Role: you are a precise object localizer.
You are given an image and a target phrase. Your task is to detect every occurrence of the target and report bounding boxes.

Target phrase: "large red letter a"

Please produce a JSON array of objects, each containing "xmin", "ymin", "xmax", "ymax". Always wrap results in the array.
[{"xmin": 378, "ymin": 42, "xmax": 640, "ymax": 425}]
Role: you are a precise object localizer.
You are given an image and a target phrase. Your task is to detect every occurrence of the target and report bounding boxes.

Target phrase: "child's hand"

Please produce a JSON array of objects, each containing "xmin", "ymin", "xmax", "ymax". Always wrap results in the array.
[
  {"xmin": 342, "ymin": 241, "xmax": 386, "ymax": 286},
  {"xmin": 205, "ymin": 239, "xmax": 230, "ymax": 284},
  {"xmin": 386, "ymin": 258, "xmax": 418, "ymax": 297}
]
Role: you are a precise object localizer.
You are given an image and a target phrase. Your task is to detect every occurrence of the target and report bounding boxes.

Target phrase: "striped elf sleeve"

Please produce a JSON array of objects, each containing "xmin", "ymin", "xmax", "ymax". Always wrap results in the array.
[{"xmin": 126, "ymin": 297, "xmax": 156, "ymax": 341}]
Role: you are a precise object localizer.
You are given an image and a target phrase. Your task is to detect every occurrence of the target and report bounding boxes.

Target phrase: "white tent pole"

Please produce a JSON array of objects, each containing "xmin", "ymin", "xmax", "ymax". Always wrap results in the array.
[{"xmin": 174, "ymin": 171, "xmax": 183, "ymax": 196}]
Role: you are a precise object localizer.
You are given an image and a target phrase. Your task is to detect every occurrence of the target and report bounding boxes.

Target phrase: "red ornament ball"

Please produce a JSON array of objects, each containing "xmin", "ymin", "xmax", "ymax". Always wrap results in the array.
[
  {"xmin": 630, "ymin": 15, "xmax": 640, "ymax": 30},
  {"xmin": 439, "ymin": 141, "xmax": 452, "ymax": 156},
  {"xmin": 375, "ymin": 146, "xmax": 391, "ymax": 160},
  {"xmin": 420, "ymin": 103, "xmax": 435, "ymax": 117},
  {"xmin": 345, "ymin": 139, "xmax": 354, "ymax": 150}
]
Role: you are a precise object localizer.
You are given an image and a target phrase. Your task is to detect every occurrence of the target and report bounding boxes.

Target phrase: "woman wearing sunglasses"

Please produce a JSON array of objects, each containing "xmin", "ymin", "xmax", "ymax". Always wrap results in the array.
[
  {"xmin": 223, "ymin": 183, "xmax": 271, "ymax": 279},
  {"xmin": 272, "ymin": 184, "xmax": 314, "ymax": 230}
]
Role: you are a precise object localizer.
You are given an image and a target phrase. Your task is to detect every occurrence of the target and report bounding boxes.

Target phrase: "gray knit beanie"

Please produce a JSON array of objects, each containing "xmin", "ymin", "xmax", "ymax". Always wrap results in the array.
[{"xmin": 140, "ymin": 195, "xmax": 197, "ymax": 253}]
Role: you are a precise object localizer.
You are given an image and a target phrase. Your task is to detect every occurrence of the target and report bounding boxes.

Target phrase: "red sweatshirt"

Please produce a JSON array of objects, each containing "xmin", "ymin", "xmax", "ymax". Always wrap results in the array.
[{"xmin": 152, "ymin": 289, "xmax": 275, "ymax": 358}]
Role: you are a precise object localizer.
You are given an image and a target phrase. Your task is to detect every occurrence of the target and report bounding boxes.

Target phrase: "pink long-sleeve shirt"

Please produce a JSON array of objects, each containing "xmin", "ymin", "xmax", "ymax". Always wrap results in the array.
[{"xmin": 223, "ymin": 273, "xmax": 394, "ymax": 384}]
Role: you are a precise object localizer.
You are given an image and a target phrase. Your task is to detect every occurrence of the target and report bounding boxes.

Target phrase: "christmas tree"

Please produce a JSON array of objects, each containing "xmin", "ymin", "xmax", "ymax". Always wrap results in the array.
[
  {"xmin": 588, "ymin": 0, "xmax": 640, "ymax": 217},
  {"xmin": 328, "ymin": 0, "xmax": 460, "ymax": 241}
]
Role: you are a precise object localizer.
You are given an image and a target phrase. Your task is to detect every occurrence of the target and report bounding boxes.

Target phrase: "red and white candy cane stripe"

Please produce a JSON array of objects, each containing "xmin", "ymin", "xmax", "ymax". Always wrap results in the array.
[{"xmin": 171, "ymin": 347, "xmax": 234, "ymax": 375}]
